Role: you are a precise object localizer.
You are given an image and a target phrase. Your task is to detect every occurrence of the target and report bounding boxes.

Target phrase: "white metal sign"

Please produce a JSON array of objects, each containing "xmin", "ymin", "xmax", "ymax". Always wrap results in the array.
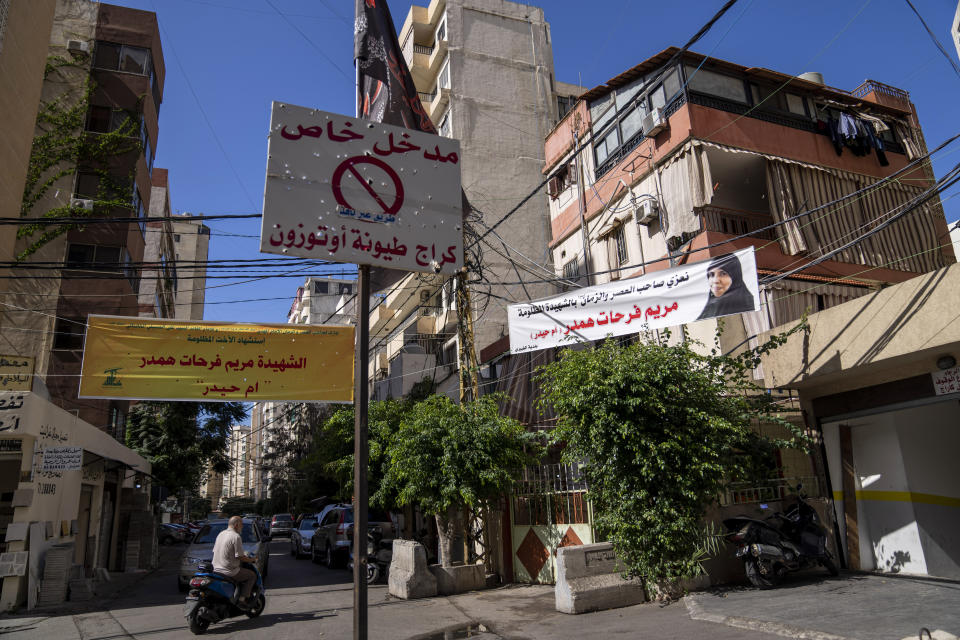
[
  {"xmin": 261, "ymin": 103, "xmax": 463, "ymax": 274},
  {"xmin": 41, "ymin": 446, "xmax": 82, "ymax": 472},
  {"xmin": 932, "ymin": 365, "xmax": 960, "ymax": 396},
  {"xmin": 508, "ymin": 248, "xmax": 760, "ymax": 353}
]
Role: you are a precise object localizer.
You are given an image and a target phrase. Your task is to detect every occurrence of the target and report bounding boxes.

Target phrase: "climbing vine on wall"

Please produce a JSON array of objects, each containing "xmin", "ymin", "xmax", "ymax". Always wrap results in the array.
[{"xmin": 18, "ymin": 53, "xmax": 144, "ymax": 260}]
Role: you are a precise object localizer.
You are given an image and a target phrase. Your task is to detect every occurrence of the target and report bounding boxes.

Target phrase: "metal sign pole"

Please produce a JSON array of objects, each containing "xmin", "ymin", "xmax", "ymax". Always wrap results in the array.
[{"xmin": 353, "ymin": 264, "xmax": 370, "ymax": 640}]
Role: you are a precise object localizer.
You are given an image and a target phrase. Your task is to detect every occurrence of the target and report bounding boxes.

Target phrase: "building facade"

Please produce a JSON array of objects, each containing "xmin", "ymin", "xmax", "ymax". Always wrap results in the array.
[
  {"xmin": 529, "ymin": 47, "xmax": 955, "ymax": 583},
  {"xmin": 369, "ymin": 0, "xmax": 578, "ymax": 401},
  {"xmin": 222, "ymin": 424, "xmax": 251, "ymax": 501},
  {"xmin": 0, "ymin": 0, "xmax": 166, "ymax": 438}
]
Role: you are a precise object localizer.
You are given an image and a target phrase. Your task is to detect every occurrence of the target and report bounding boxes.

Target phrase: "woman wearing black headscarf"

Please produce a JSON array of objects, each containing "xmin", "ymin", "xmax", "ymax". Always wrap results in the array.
[{"xmin": 696, "ymin": 254, "xmax": 756, "ymax": 320}]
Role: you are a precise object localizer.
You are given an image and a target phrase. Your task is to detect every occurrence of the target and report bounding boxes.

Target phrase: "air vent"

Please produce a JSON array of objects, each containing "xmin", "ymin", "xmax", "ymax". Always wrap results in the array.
[
  {"xmin": 67, "ymin": 40, "xmax": 89, "ymax": 53},
  {"xmin": 70, "ymin": 198, "xmax": 94, "ymax": 211}
]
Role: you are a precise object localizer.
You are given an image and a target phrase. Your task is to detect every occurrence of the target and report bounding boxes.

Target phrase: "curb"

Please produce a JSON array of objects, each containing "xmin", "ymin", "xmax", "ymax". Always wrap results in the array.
[{"xmin": 684, "ymin": 594, "xmax": 856, "ymax": 640}]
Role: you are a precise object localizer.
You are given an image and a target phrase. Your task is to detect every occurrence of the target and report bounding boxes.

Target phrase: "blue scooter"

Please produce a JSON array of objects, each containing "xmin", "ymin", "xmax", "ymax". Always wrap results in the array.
[{"xmin": 184, "ymin": 561, "xmax": 266, "ymax": 634}]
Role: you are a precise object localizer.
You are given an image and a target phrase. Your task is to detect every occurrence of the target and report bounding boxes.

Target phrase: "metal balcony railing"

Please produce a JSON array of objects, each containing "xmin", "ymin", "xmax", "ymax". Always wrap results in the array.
[
  {"xmin": 417, "ymin": 90, "xmax": 436, "ymax": 105},
  {"xmin": 695, "ymin": 205, "xmax": 778, "ymax": 241},
  {"xmin": 413, "ymin": 43, "xmax": 434, "ymax": 56},
  {"xmin": 718, "ymin": 476, "xmax": 822, "ymax": 506}
]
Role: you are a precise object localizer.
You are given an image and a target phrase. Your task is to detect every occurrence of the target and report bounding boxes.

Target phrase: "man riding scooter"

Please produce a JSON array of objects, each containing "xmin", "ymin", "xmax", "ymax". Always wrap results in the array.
[{"xmin": 212, "ymin": 516, "xmax": 258, "ymax": 606}]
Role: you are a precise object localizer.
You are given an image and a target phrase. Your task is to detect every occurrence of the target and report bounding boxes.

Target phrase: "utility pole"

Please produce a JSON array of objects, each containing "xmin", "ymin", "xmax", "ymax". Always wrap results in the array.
[
  {"xmin": 455, "ymin": 265, "xmax": 480, "ymax": 402},
  {"xmin": 573, "ymin": 117, "xmax": 593, "ymax": 285}
]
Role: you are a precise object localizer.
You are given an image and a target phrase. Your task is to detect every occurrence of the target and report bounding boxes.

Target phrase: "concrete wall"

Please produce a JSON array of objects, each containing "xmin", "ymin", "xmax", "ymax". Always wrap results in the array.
[
  {"xmin": 823, "ymin": 400, "xmax": 960, "ymax": 579},
  {"xmin": 0, "ymin": 0, "xmax": 56, "ymax": 261},
  {"xmin": 760, "ymin": 262, "xmax": 960, "ymax": 398}
]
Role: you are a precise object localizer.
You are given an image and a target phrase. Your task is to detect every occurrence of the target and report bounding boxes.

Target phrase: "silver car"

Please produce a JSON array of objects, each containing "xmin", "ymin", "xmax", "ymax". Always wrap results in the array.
[
  {"xmin": 178, "ymin": 518, "xmax": 270, "ymax": 592},
  {"xmin": 290, "ymin": 516, "xmax": 319, "ymax": 559}
]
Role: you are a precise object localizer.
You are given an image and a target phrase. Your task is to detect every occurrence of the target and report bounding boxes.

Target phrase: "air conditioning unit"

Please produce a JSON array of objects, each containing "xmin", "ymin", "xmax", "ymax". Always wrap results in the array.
[
  {"xmin": 67, "ymin": 40, "xmax": 89, "ymax": 53},
  {"xmin": 641, "ymin": 108, "xmax": 668, "ymax": 137},
  {"xmin": 70, "ymin": 197, "xmax": 94, "ymax": 211},
  {"xmin": 634, "ymin": 199, "xmax": 659, "ymax": 226}
]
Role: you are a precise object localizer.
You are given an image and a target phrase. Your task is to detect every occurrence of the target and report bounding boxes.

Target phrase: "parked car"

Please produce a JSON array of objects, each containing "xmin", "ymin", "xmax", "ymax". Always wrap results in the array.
[
  {"xmin": 290, "ymin": 515, "xmax": 319, "ymax": 559},
  {"xmin": 159, "ymin": 523, "xmax": 191, "ymax": 545},
  {"xmin": 269, "ymin": 513, "xmax": 294, "ymax": 538},
  {"xmin": 178, "ymin": 518, "xmax": 270, "ymax": 592},
  {"xmin": 311, "ymin": 505, "xmax": 394, "ymax": 569}
]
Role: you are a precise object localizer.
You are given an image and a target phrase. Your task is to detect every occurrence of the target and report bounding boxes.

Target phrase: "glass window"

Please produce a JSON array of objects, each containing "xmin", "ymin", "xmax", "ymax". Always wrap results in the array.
[
  {"xmin": 615, "ymin": 77, "xmax": 644, "ymax": 112},
  {"xmin": 75, "ymin": 173, "xmax": 99, "ymax": 199},
  {"xmin": 314, "ymin": 280, "xmax": 329, "ymax": 294},
  {"xmin": 663, "ymin": 68, "xmax": 681, "ymax": 102},
  {"xmin": 786, "ymin": 93, "xmax": 806, "ymax": 116},
  {"xmin": 594, "ymin": 127, "xmax": 619, "ymax": 166},
  {"xmin": 614, "ymin": 226, "xmax": 628, "ymax": 264},
  {"xmin": 338, "ymin": 283, "xmax": 352, "ymax": 295},
  {"xmin": 94, "ymin": 246, "xmax": 121, "ymax": 268},
  {"xmin": 93, "ymin": 42, "xmax": 121, "ymax": 70},
  {"xmin": 299, "ymin": 518, "xmax": 318, "ymax": 530},
  {"xmin": 53, "ymin": 317, "xmax": 85, "ymax": 350},
  {"xmin": 687, "ymin": 67, "xmax": 747, "ymax": 103},
  {"xmin": 650, "ymin": 84, "xmax": 666, "ymax": 112},
  {"xmin": 120, "ymin": 46, "xmax": 149, "ymax": 74},
  {"xmin": 66, "ymin": 244, "xmax": 96, "ymax": 268},
  {"xmin": 438, "ymin": 59, "xmax": 450, "ymax": 90},
  {"xmin": 87, "ymin": 106, "xmax": 112, "ymax": 133},
  {"xmin": 620, "ymin": 106, "xmax": 644, "ymax": 141},
  {"xmin": 194, "ymin": 522, "xmax": 259, "ymax": 544},
  {"xmin": 435, "ymin": 16, "xmax": 446, "ymax": 43}
]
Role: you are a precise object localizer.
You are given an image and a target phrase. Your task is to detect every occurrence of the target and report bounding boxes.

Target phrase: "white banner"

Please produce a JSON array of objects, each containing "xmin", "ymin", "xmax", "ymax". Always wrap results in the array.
[
  {"xmin": 508, "ymin": 248, "xmax": 760, "ymax": 354},
  {"xmin": 261, "ymin": 103, "xmax": 463, "ymax": 274}
]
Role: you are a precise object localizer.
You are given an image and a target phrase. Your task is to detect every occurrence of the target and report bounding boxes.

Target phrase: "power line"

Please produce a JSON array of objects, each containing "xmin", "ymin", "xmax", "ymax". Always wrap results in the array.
[{"xmin": 903, "ymin": 0, "xmax": 960, "ymax": 81}]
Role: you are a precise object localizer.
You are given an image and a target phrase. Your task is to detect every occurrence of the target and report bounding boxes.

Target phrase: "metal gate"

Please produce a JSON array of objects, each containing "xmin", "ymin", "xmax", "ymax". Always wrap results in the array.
[{"xmin": 510, "ymin": 463, "xmax": 594, "ymax": 584}]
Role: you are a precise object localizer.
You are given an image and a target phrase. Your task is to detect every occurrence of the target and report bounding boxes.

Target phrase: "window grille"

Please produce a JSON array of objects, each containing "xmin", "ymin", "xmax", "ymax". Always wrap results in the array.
[{"xmin": 0, "ymin": 0, "xmax": 9, "ymax": 55}]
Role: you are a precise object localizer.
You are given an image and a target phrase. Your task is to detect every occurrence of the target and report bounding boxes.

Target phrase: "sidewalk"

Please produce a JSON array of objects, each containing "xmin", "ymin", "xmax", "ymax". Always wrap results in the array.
[{"xmin": 685, "ymin": 572, "xmax": 960, "ymax": 640}]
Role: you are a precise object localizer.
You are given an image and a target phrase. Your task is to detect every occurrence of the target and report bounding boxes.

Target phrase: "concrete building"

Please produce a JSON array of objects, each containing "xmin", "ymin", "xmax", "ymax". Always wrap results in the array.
[
  {"xmin": 169, "ymin": 214, "xmax": 209, "ymax": 321},
  {"xmin": 369, "ymin": 0, "xmax": 579, "ymax": 401},
  {"xmin": 138, "ymin": 168, "xmax": 177, "ymax": 319},
  {"xmin": 0, "ymin": 0, "xmax": 163, "ymax": 609},
  {"xmin": 197, "ymin": 462, "xmax": 223, "ymax": 511},
  {"xmin": 223, "ymin": 424, "xmax": 251, "ymax": 501},
  {"xmin": 0, "ymin": 0, "xmax": 165, "ymax": 439},
  {"xmin": 512, "ymin": 48, "xmax": 955, "ymax": 585},
  {"xmin": 250, "ymin": 276, "xmax": 357, "ymax": 499},
  {"xmin": 760, "ymin": 262, "xmax": 960, "ymax": 579},
  {"xmin": 951, "ymin": 221, "xmax": 960, "ymax": 260},
  {"xmin": 953, "ymin": 1, "xmax": 960, "ymax": 63},
  {"xmin": 0, "ymin": 0, "xmax": 56, "ymax": 267}
]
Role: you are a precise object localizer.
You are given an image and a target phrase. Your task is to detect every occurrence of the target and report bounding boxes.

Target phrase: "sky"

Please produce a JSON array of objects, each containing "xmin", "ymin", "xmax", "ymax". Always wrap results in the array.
[{"xmin": 102, "ymin": 0, "xmax": 960, "ymax": 324}]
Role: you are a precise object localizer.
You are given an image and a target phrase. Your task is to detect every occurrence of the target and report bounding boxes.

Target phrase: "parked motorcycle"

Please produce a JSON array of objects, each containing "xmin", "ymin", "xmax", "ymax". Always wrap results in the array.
[
  {"xmin": 348, "ymin": 528, "xmax": 393, "ymax": 584},
  {"xmin": 184, "ymin": 561, "xmax": 266, "ymax": 634},
  {"xmin": 722, "ymin": 485, "xmax": 839, "ymax": 588}
]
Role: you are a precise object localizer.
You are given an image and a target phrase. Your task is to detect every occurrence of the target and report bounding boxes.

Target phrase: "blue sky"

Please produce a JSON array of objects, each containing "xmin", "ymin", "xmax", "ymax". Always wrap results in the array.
[{"xmin": 105, "ymin": 0, "xmax": 960, "ymax": 323}]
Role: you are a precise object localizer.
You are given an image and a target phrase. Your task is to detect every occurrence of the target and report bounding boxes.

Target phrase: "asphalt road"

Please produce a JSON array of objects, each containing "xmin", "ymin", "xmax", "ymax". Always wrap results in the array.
[{"xmin": 0, "ymin": 537, "xmax": 789, "ymax": 639}]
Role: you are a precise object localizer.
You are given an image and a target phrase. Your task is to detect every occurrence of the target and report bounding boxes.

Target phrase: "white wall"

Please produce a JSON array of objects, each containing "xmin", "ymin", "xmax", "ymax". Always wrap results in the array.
[{"xmin": 823, "ymin": 398, "xmax": 960, "ymax": 578}]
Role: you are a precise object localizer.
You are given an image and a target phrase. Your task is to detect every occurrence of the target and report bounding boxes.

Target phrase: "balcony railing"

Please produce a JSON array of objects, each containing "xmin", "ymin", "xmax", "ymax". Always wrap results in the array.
[
  {"xmin": 696, "ymin": 205, "xmax": 778, "ymax": 241},
  {"xmin": 413, "ymin": 43, "xmax": 434, "ymax": 56},
  {"xmin": 417, "ymin": 90, "xmax": 436, "ymax": 105},
  {"xmin": 718, "ymin": 476, "xmax": 822, "ymax": 506}
]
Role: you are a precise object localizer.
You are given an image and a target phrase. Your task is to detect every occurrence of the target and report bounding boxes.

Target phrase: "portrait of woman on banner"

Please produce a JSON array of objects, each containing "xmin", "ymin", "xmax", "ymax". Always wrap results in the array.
[{"xmin": 696, "ymin": 253, "xmax": 757, "ymax": 320}]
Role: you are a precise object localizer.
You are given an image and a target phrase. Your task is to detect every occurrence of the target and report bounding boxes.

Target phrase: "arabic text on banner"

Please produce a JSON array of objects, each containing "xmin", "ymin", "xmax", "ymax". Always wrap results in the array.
[
  {"xmin": 0, "ymin": 355, "xmax": 34, "ymax": 391},
  {"xmin": 260, "ymin": 103, "xmax": 463, "ymax": 274},
  {"xmin": 508, "ymin": 248, "xmax": 760, "ymax": 354},
  {"xmin": 78, "ymin": 316, "xmax": 355, "ymax": 402}
]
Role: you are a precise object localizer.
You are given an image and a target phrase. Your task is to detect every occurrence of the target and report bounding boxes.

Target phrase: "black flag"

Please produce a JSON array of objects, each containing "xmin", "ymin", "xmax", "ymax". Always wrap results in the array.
[{"xmin": 354, "ymin": 0, "xmax": 436, "ymax": 134}]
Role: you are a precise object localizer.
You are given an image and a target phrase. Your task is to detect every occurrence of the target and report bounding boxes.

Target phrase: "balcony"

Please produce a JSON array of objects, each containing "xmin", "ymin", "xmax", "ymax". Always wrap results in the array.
[{"xmin": 695, "ymin": 205, "xmax": 777, "ymax": 241}]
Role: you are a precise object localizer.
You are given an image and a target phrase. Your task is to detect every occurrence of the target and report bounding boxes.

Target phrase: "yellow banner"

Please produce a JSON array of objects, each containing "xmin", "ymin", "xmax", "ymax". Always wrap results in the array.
[
  {"xmin": 79, "ymin": 316, "xmax": 354, "ymax": 402},
  {"xmin": 0, "ymin": 355, "xmax": 34, "ymax": 391}
]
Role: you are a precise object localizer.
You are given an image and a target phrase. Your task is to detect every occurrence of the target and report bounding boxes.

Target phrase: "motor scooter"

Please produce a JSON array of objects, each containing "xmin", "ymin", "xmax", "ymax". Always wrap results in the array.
[
  {"xmin": 184, "ymin": 561, "xmax": 266, "ymax": 634},
  {"xmin": 348, "ymin": 528, "xmax": 393, "ymax": 584},
  {"xmin": 722, "ymin": 484, "xmax": 838, "ymax": 588}
]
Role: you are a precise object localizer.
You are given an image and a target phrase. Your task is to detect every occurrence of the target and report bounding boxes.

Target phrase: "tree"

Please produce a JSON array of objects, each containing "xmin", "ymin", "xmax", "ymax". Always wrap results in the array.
[
  {"xmin": 125, "ymin": 401, "xmax": 248, "ymax": 497},
  {"xmin": 537, "ymin": 330, "xmax": 805, "ymax": 584},
  {"xmin": 379, "ymin": 394, "xmax": 543, "ymax": 566}
]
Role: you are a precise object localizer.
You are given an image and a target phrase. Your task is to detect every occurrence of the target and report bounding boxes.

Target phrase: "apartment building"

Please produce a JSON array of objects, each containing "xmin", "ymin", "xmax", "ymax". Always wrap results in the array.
[
  {"xmin": 532, "ymin": 47, "xmax": 955, "ymax": 583},
  {"xmin": 138, "ymin": 168, "xmax": 177, "ymax": 318},
  {"xmin": 169, "ymin": 214, "xmax": 209, "ymax": 321},
  {"xmin": 223, "ymin": 424, "xmax": 252, "ymax": 500},
  {"xmin": 542, "ymin": 48, "xmax": 952, "ymax": 354},
  {"xmin": 0, "ymin": 0, "xmax": 165, "ymax": 436},
  {"xmin": 368, "ymin": 0, "xmax": 579, "ymax": 401}
]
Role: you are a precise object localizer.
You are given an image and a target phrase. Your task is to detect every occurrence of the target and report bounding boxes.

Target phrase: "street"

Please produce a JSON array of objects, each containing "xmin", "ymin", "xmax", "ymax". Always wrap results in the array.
[{"xmin": 0, "ymin": 539, "xmax": 789, "ymax": 640}]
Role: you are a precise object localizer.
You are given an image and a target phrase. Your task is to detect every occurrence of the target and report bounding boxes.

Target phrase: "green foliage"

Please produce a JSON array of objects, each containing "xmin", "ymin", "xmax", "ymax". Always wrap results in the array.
[
  {"xmin": 189, "ymin": 497, "xmax": 213, "ymax": 521},
  {"xmin": 125, "ymin": 401, "xmax": 248, "ymax": 496},
  {"xmin": 379, "ymin": 394, "xmax": 543, "ymax": 516},
  {"xmin": 18, "ymin": 55, "xmax": 143, "ymax": 259},
  {"xmin": 220, "ymin": 497, "xmax": 257, "ymax": 516},
  {"xmin": 537, "ymin": 327, "xmax": 806, "ymax": 583}
]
